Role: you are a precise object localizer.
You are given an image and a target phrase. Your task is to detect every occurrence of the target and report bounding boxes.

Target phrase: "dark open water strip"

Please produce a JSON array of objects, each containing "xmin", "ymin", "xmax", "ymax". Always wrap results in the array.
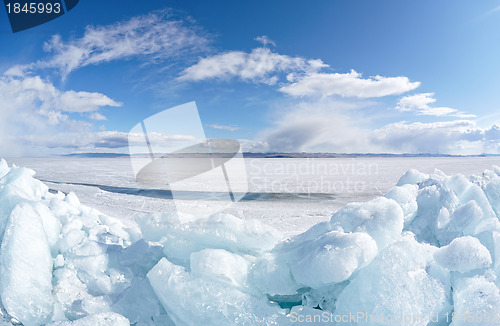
[{"xmin": 40, "ymin": 179, "xmax": 336, "ymax": 202}]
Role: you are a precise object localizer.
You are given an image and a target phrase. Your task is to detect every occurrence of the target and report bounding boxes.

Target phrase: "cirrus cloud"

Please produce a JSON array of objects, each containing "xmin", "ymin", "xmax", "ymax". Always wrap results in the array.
[{"xmin": 11, "ymin": 10, "xmax": 209, "ymax": 80}]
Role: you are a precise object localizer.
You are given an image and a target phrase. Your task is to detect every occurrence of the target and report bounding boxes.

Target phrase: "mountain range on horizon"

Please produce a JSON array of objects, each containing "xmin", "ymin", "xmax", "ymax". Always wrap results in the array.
[{"xmin": 61, "ymin": 152, "xmax": 500, "ymax": 158}]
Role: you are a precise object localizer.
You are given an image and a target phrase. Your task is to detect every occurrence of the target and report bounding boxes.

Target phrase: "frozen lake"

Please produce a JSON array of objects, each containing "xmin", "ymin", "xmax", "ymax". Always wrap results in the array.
[{"xmin": 6, "ymin": 156, "xmax": 500, "ymax": 236}]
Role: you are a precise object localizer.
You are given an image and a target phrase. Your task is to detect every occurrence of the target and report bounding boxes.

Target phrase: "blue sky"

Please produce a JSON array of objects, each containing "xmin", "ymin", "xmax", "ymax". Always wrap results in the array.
[{"xmin": 1, "ymin": 0, "xmax": 500, "ymax": 156}]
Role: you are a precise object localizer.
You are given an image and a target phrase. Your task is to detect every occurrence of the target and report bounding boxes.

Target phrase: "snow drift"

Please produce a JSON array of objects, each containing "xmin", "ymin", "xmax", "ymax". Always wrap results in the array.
[{"xmin": 0, "ymin": 158, "xmax": 500, "ymax": 325}]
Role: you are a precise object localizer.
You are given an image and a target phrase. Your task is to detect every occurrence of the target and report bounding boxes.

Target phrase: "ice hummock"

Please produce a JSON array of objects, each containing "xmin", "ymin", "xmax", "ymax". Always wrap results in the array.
[
  {"xmin": 0, "ymin": 157, "xmax": 499, "ymax": 325},
  {"xmin": 334, "ymin": 234, "xmax": 450, "ymax": 326},
  {"xmin": 433, "ymin": 236, "xmax": 492, "ymax": 273},
  {"xmin": 147, "ymin": 257, "xmax": 284, "ymax": 326},
  {"xmin": 1, "ymin": 203, "xmax": 53, "ymax": 326}
]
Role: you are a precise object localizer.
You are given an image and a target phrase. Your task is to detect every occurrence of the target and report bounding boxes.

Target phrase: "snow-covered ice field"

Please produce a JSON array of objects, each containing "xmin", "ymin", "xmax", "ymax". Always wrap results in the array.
[
  {"xmin": 8, "ymin": 157, "xmax": 500, "ymax": 236},
  {"xmin": 1, "ymin": 156, "xmax": 500, "ymax": 325}
]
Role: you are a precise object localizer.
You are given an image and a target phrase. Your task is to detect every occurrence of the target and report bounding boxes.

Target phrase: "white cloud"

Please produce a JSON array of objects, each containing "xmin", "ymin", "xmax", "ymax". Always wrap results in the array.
[
  {"xmin": 180, "ymin": 48, "xmax": 419, "ymax": 98},
  {"xmin": 257, "ymin": 99, "xmax": 374, "ymax": 153},
  {"xmin": 280, "ymin": 70, "xmax": 420, "ymax": 98},
  {"xmin": 89, "ymin": 112, "xmax": 107, "ymax": 121},
  {"xmin": 207, "ymin": 124, "xmax": 240, "ymax": 132},
  {"xmin": 14, "ymin": 131, "xmax": 197, "ymax": 151},
  {"xmin": 178, "ymin": 47, "xmax": 326, "ymax": 84},
  {"xmin": 0, "ymin": 10, "xmax": 211, "ymax": 156},
  {"xmin": 4, "ymin": 65, "xmax": 26, "ymax": 77},
  {"xmin": 35, "ymin": 11, "xmax": 208, "ymax": 79},
  {"xmin": 0, "ymin": 75, "xmax": 121, "ymax": 156},
  {"xmin": 59, "ymin": 90, "xmax": 121, "ymax": 113},
  {"xmin": 0, "ymin": 75, "xmax": 121, "ymax": 114},
  {"xmin": 254, "ymin": 35, "xmax": 276, "ymax": 47},
  {"xmin": 250, "ymin": 98, "xmax": 500, "ymax": 154},
  {"xmin": 395, "ymin": 93, "xmax": 475, "ymax": 118},
  {"xmin": 372, "ymin": 120, "xmax": 478, "ymax": 153},
  {"xmin": 483, "ymin": 124, "xmax": 500, "ymax": 141}
]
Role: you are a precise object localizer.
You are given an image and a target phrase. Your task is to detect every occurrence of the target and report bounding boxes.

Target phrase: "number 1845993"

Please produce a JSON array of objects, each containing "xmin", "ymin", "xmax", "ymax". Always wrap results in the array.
[{"xmin": 6, "ymin": 2, "xmax": 61, "ymax": 14}]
